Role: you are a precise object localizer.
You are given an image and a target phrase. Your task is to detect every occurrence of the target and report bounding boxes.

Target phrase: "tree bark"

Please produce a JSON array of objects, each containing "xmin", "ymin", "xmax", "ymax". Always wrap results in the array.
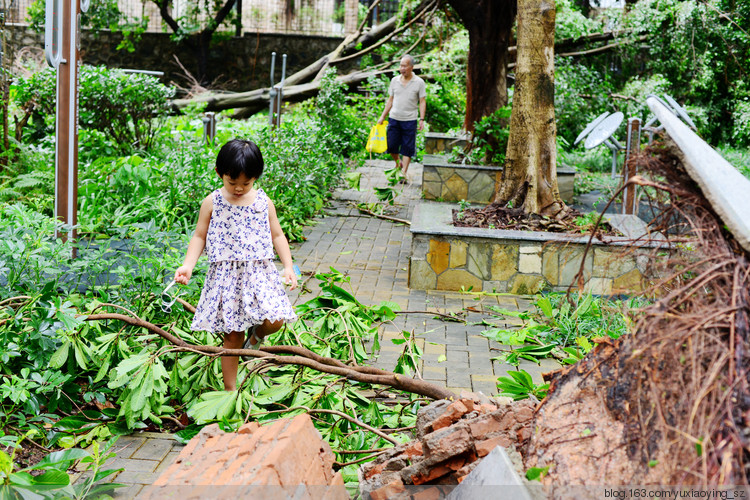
[
  {"xmin": 445, "ymin": 0, "xmax": 516, "ymax": 132},
  {"xmin": 172, "ymin": 67, "xmax": 398, "ymax": 114},
  {"xmin": 495, "ymin": 0, "xmax": 564, "ymax": 216}
]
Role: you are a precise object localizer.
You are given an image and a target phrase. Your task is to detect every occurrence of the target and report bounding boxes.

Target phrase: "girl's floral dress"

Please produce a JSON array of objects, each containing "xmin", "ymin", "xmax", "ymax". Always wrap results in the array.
[{"xmin": 191, "ymin": 188, "xmax": 297, "ymax": 333}]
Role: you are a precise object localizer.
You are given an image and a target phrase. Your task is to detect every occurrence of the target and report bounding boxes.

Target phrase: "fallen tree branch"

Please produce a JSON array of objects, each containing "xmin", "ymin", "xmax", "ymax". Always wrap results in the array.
[
  {"xmin": 356, "ymin": 206, "xmax": 411, "ymax": 225},
  {"xmin": 83, "ymin": 313, "xmax": 455, "ymax": 400}
]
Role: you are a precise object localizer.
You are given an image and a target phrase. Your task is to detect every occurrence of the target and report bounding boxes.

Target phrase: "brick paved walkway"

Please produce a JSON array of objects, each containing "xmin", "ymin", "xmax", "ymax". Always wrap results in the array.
[{"xmin": 91, "ymin": 159, "xmax": 555, "ymax": 498}]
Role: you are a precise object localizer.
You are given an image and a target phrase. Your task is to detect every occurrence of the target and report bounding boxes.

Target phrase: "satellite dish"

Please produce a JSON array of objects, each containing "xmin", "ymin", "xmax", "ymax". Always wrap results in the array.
[
  {"xmin": 663, "ymin": 94, "xmax": 697, "ymax": 129},
  {"xmin": 574, "ymin": 111, "xmax": 610, "ymax": 146},
  {"xmin": 584, "ymin": 112, "xmax": 624, "ymax": 149}
]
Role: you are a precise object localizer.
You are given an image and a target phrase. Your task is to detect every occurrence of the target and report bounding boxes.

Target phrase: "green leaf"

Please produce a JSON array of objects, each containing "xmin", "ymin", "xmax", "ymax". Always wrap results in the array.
[
  {"xmin": 343, "ymin": 171, "xmax": 361, "ymax": 190},
  {"xmin": 525, "ymin": 466, "xmax": 549, "ymax": 481},
  {"xmin": 31, "ymin": 449, "xmax": 89, "ymax": 471},
  {"xmin": 49, "ymin": 342, "xmax": 70, "ymax": 369},
  {"xmin": 254, "ymin": 385, "xmax": 294, "ymax": 406},
  {"xmin": 30, "ymin": 469, "xmax": 70, "ymax": 486},
  {"xmin": 437, "ymin": 354, "xmax": 447, "ymax": 363}
]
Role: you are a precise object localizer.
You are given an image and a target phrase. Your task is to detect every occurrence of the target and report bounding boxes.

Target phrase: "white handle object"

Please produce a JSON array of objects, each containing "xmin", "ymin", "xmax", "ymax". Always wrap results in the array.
[{"xmin": 44, "ymin": 0, "xmax": 64, "ymax": 68}]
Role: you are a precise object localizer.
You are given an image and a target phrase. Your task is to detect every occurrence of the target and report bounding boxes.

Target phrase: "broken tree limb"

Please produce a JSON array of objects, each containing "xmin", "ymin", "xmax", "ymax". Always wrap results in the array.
[
  {"xmin": 83, "ymin": 312, "xmax": 456, "ymax": 401},
  {"xmin": 171, "ymin": 0, "xmax": 436, "ymax": 114},
  {"xmin": 195, "ymin": 66, "xmax": 411, "ymax": 118}
]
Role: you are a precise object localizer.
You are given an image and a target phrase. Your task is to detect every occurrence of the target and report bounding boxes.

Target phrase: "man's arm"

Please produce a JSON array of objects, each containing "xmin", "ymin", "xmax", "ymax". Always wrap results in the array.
[
  {"xmin": 378, "ymin": 95, "xmax": 394, "ymax": 125},
  {"xmin": 418, "ymin": 96, "xmax": 426, "ymax": 131}
]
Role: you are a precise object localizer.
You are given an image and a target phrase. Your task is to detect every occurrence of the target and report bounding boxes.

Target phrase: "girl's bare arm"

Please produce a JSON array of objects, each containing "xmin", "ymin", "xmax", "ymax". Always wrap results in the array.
[
  {"xmin": 268, "ymin": 198, "xmax": 297, "ymax": 290},
  {"xmin": 175, "ymin": 196, "xmax": 213, "ymax": 284}
]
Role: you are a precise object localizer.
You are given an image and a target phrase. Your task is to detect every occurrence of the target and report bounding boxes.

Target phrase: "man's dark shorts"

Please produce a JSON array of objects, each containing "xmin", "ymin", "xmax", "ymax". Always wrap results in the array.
[{"xmin": 386, "ymin": 119, "xmax": 418, "ymax": 158}]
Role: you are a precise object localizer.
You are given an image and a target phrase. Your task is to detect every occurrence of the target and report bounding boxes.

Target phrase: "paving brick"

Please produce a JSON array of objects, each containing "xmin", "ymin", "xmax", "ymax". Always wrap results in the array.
[
  {"xmin": 112, "ymin": 437, "xmax": 147, "ymax": 459},
  {"xmin": 131, "ymin": 438, "xmax": 174, "ymax": 461},
  {"xmin": 107, "ymin": 458, "xmax": 158, "ymax": 473},
  {"xmin": 422, "ymin": 365, "xmax": 446, "ymax": 381}
]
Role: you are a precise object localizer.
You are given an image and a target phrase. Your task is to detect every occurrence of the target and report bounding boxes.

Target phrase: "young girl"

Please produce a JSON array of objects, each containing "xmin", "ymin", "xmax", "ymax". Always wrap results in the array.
[{"xmin": 174, "ymin": 139, "xmax": 298, "ymax": 391}]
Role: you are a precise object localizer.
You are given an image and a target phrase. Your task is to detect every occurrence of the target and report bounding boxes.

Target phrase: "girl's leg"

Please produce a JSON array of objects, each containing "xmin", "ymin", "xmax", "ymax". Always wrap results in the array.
[
  {"xmin": 222, "ymin": 331, "xmax": 244, "ymax": 391},
  {"xmin": 254, "ymin": 318, "xmax": 284, "ymax": 342}
]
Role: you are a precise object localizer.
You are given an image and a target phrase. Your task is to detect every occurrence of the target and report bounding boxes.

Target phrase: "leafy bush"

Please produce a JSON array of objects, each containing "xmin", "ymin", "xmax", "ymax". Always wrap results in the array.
[
  {"xmin": 555, "ymin": 0, "xmax": 601, "ymax": 41},
  {"xmin": 13, "ymin": 65, "xmax": 174, "ymax": 152},
  {"xmin": 471, "ymin": 106, "xmax": 512, "ymax": 166},
  {"xmin": 555, "ymin": 60, "xmax": 614, "ymax": 144},
  {"xmin": 619, "ymin": 0, "xmax": 750, "ymax": 144},
  {"xmin": 732, "ymin": 101, "xmax": 750, "ymax": 148}
]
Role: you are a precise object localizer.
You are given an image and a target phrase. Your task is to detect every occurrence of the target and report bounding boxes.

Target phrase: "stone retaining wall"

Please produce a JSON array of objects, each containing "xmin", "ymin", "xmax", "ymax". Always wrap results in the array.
[
  {"xmin": 409, "ymin": 202, "xmax": 663, "ymax": 295},
  {"xmin": 422, "ymin": 154, "xmax": 576, "ymax": 205},
  {"xmin": 7, "ymin": 25, "xmax": 345, "ymax": 92}
]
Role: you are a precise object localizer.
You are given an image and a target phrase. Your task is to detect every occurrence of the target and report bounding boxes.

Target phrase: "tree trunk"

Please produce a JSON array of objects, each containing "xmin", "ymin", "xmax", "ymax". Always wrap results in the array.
[
  {"xmin": 445, "ymin": 0, "xmax": 515, "ymax": 132},
  {"xmin": 495, "ymin": 0, "xmax": 564, "ymax": 216}
]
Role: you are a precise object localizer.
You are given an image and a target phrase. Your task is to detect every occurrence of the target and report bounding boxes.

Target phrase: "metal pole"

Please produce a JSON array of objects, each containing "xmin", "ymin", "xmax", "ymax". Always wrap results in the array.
[
  {"xmin": 276, "ymin": 54, "xmax": 286, "ymax": 127},
  {"xmin": 49, "ymin": 0, "xmax": 81, "ymax": 248},
  {"xmin": 268, "ymin": 52, "xmax": 276, "ymax": 127},
  {"xmin": 623, "ymin": 118, "xmax": 641, "ymax": 215}
]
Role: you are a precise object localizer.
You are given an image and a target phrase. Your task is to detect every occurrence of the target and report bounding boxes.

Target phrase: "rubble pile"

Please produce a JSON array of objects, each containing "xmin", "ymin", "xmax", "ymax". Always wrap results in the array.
[{"xmin": 359, "ymin": 392, "xmax": 535, "ymax": 499}]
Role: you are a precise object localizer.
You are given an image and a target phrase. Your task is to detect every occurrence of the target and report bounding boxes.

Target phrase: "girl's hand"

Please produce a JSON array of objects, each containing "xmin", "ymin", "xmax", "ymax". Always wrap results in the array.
[
  {"xmin": 282, "ymin": 267, "xmax": 298, "ymax": 290},
  {"xmin": 174, "ymin": 266, "xmax": 192, "ymax": 285}
]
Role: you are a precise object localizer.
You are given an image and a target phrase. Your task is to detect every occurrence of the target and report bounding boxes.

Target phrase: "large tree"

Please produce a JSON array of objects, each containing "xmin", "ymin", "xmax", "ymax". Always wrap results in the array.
[
  {"xmin": 495, "ymin": 0, "xmax": 564, "ymax": 216},
  {"xmin": 153, "ymin": 0, "xmax": 238, "ymax": 83},
  {"xmin": 443, "ymin": 0, "xmax": 516, "ymax": 131}
]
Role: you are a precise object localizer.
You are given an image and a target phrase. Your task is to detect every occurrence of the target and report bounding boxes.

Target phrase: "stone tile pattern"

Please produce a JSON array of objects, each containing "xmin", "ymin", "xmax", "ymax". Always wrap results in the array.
[
  {"xmin": 288, "ymin": 160, "xmax": 525, "ymax": 396},
  {"xmin": 140, "ymin": 414, "xmax": 347, "ymax": 498},
  {"xmin": 359, "ymin": 392, "xmax": 535, "ymax": 499},
  {"xmin": 421, "ymin": 154, "xmax": 575, "ymax": 205},
  {"xmin": 411, "ymin": 233, "xmax": 647, "ymax": 295}
]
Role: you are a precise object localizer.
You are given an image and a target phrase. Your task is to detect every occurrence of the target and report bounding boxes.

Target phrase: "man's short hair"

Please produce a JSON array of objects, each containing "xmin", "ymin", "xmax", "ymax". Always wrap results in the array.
[{"xmin": 401, "ymin": 54, "xmax": 415, "ymax": 67}]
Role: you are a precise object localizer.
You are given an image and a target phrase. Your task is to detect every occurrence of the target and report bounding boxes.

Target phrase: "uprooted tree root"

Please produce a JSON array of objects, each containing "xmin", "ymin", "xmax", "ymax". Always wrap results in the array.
[{"xmin": 526, "ymin": 142, "xmax": 750, "ymax": 490}]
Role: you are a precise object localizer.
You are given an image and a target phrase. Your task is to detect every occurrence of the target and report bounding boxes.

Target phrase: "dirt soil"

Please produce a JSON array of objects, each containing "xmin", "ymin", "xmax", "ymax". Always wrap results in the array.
[{"xmin": 452, "ymin": 203, "xmax": 620, "ymax": 236}]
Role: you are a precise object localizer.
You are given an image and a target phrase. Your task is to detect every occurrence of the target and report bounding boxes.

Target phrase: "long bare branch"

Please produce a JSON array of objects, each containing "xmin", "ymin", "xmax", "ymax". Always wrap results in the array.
[{"xmin": 83, "ymin": 313, "xmax": 455, "ymax": 400}]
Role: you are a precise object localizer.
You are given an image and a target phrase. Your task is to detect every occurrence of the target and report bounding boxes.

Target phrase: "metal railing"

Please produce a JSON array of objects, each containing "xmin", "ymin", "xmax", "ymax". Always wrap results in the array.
[{"xmin": 5, "ymin": 0, "xmax": 365, "ymax": 36}]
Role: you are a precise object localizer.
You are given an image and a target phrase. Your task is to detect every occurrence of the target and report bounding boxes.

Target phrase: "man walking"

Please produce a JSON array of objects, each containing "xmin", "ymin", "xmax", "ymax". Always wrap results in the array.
[{"xmin": 377, "ymin": 54, "xmax": 426, "ymax": 178}]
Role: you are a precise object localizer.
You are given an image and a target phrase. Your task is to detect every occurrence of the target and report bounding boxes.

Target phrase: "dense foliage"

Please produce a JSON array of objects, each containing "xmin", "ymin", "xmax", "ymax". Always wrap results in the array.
[{"xmin": 14, "ymin": 65, "xmax": 174, "ymax": 152}]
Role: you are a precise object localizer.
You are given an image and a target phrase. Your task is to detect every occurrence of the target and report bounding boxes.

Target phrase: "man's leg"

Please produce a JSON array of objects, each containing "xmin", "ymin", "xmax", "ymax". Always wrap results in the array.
[
  {"xmin": 400, "ymin": 120, "xmax": 418, "ymax": 176},
  {"xmin": 386, "ymin": 120, "xmax": 403, "ymax": 170},
  {"xmin": 401, "ymin": 156, "xmax": 412, "ymax": 177},
  {"xmin": 390, "ymin": 153, "xmax": 401, "ymax": 171}
]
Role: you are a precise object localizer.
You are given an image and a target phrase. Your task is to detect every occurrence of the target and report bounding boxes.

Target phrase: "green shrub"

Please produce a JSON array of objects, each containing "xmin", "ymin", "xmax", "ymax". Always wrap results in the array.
[
  {"xmin": 555, "ymin": 60, "xmax": 614, "ymax": 144},
  {"xmin": 472, "ymin": 106, "xmax": 512, "ymax": 165},
  {"xmin": 13, "ymin": 65, "xmax": 174, "ymax": 153}
]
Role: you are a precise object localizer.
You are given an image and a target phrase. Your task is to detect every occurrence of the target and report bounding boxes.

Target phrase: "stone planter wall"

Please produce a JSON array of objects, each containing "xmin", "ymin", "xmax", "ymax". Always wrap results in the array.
[
  {"xmin": 421, "ymin": 154, "xmax": 576, "ymax": 205},
  {"xmin": 409, "ymin": 202, "xmax": 664, "ymax": 295},
  {"xmin": 424, "ymin": 132, "xmax": 471, "ymax": 155}
]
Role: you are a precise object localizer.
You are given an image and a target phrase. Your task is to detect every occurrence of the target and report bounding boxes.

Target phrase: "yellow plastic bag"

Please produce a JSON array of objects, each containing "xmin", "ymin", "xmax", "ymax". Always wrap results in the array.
[{"xmin": 365, "ymin": 121, "xmax": 388, "ymax": 154}]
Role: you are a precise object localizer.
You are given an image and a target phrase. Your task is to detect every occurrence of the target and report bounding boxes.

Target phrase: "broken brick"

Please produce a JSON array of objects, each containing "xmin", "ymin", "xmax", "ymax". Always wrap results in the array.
[
  {"xmin": 411, "ymin": 463, "xmax": 452, "ymax": 485},
  {"xmin": 412, "ymin": 486, "xmax": 443, "ymax": 500},
  {"xmin": 402, "ymin": 440, "xmax": 423, "ymax": 459},
  {"xmin": 422, "ymin": 425, "xmax": 473, "ymax": 461},
  {"xmin": 517, "ymin": 426, "xmax": 532, "ymax": 442},
  {"xmin": 370, "ymin": 478, "xmax": 406, "ymax": 500},
  {"xmin": 476, "ymin": 436, "xmax": 511, "ymax": 457},
  {"xmin": 467, "ymin": 413, "xmax": 502, "ymax": 438},
  {"xmin": 514, "ymin": 404, "xmax": 534, "ymax": 423},
  {"xmin": 430, "ymin": 400, "xmax": 470, "ymax": 432}
]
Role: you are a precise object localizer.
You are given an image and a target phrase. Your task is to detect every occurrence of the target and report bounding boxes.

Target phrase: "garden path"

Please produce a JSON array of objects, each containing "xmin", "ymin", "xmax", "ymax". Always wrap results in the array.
[{"xmin": 76, "ymin": 159, "xmax": 553, "ymax": 498}]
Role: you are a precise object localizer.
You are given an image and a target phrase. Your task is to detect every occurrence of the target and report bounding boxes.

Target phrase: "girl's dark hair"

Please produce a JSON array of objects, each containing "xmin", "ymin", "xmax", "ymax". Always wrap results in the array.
[{"xmin": 215, "ymin": 139, "xmax": 264, "ymax": 179}]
